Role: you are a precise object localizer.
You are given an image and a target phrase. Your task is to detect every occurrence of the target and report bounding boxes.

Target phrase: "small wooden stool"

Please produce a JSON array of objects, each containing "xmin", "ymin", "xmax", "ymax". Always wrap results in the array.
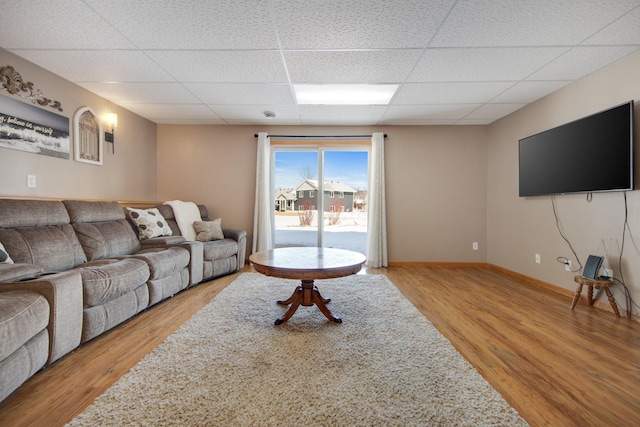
[{"xmin": 571, "ymin": 275, "xmax": 620, "ymax": 317}]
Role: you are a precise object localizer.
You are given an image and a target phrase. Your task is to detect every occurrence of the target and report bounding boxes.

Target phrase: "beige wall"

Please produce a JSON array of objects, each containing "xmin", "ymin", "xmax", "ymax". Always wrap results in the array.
[
  {"xmin": 0, "ymin": 48, "xmax": 158, "ymax": 201},
  {"xmin": 157, "ymin": 124, "xmax": 488, "ymax": 263},
  {"xmin": 487, "ymin": 50, "xmax": 640, "ymax": 309}
]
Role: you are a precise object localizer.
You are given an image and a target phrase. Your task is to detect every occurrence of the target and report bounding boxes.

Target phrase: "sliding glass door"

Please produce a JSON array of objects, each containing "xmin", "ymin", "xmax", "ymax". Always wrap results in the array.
[{"xmin": 273, "ymin": 146, "xmax": 368, "ymax": 255}]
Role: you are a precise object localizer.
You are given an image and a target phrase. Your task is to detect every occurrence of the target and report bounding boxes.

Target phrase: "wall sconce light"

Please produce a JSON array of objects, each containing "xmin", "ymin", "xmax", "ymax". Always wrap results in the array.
[{"xmin": 104, "ymin": 113, "xmax": 118, "ymax": 154}]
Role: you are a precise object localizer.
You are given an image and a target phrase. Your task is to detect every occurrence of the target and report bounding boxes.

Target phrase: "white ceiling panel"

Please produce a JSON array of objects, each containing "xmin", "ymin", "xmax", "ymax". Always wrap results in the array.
[
  {"xmin": 407, "ymin": 48, "xmax": 569, "ymax": 82},
  {"xmin": 284, "ymin": 50, "xmax": 422, "ymax": 84},
  {"xmin": 0, "ymin": 0, "xmax": 135, "ymax": 49},
  {"xmin": 430, "ymin": 0, "xmax": 640, "ymax": 47},
  {"xmin": 210, "ymin": 105, "xmax": 300, "ymax": 121},
  {"xmin": 298, "ymin": 105, "xmax": 388, "ymax": 125},
  {"xmin": 78, "ymin": 83, "xmax": 201, "ymax": 104},
  {"xmin": 84, "ymin": 0, "xmax": 278, "ymax": 49},
  {"xmin": 393, "ymin": 82, "xmax": 514, "ymax": 104},
  {"xmin": 146, "ymin": 50, "xmax": 288, "ymax": 83},
  {"xmin": 583, "ymin": 6, "xmax": 640, "ymax": 45},
  {"xmin": 121, "ymin": 104, "xmax": 224, "ymax": 123},
  {"xmin": 382, "ymin": 104, "xmax": 481, "ymax": 122},
  {"xmin": 184, "ymin": 83, "xmax": 295, "ymax": 105},
  {"xmin": 527, "ymin": 46, "xmax": 640, "ymax": 81},
  {"xmin": 9, "ymin": 50, "xmax": 174, "ymax": 82},
  {"xmin": 463, "ymin": 104, "xmax": 526, "ymax": 120},
  {"xmin": 1, "ymin": 1, "xmax": 639, "ymax": 125},
  {"xmin": 491, "ymin": 81, "xmax": 572, "ymax": 103},
  {"xmin": 273, "ymin": 0, "xmax": 455, "ymax": 49}
]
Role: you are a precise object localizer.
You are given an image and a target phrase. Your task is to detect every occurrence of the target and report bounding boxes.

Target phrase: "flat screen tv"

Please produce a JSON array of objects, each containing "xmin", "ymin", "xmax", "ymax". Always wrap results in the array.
[{"xmin": 519, "ymin": 101, "xmax": 634, "ymax": 197}]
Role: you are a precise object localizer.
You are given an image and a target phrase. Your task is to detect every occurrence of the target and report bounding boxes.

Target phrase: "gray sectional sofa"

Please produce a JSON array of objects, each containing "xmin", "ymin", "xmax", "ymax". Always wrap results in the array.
[{"xmin": 0, "ymin": 198, "xmax": 246, "ymax": 403}]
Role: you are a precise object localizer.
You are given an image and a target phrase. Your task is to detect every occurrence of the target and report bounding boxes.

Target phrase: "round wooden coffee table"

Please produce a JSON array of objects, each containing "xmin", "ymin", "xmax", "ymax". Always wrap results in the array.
[{"xmin": 249, "ymin": 247, "xmax": 366, "ymax": 325}]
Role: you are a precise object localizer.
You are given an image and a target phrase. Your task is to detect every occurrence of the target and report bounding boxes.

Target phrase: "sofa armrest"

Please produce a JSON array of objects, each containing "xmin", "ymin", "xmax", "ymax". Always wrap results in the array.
[
  {"xmin": 0, "ymin": 270, "xmax": 83, "ymax": 364},
  {"xmin": 222, "ymin": 228, "xmax": 247, "ymax": 270},
  {"xmin": 0, "ymin": 263, "xmax": 45, "ymax": 283}
]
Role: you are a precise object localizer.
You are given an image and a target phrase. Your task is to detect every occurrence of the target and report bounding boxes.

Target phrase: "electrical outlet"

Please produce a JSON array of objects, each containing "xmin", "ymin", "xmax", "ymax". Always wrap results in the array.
[
  {"xmin": 535, "ymin": 253, "xmax": 541, "ymax": 264},
  {"xmin": 603, "ymin": 268, "xmax": 613, "ymax": 278},
  {"xmin": 472, "ymin": 242, "xmax": 478, "ymax": 251},
  {"xmin": 27, "ymin": 174, "xmax": 36, "ymax": 188},
  {"xmin": 565, "ymin": 260, "xmax": 572, "ymax": 271}
]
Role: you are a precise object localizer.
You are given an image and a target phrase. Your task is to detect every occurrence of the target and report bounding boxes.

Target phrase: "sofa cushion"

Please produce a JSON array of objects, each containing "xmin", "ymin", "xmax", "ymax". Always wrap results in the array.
[
  {"xmin": 63, "ymin": 200, "xmax": 124, "ymax": 223},
  {"xmin": 0, "ymin": 290, "xmax": 49, "ymax": 361},
  {"xmin": 0, "ymin": 329, "xmax": 48, "ymax": 403},
  {"xmin": 0, "ymin": 225, "xmax": 87, "ymax": 272},
  {"xmin": 194, "ymin": 219, "xmax": 224, "ymax": 242},
  {"xmin": 126, "ymin": 208, "xmax": 173, "ymax": 240},
  {"xmin": 203, "ymin": 239, "xmax": 238, "ymax": 261},
  {"xmin": 0, "ymin": 199, "xmax": 69, "ymax": 228},
  {"xmin": 72, "ymin": 220, "xmax": 141, "ymax": 261},
  {"xmin": 133, "ymin": 247, "xmax": 190, "ymax": 280},
  {"xmin": 75, "ymin": 258, "xmax": 150, "ymax": 308}
]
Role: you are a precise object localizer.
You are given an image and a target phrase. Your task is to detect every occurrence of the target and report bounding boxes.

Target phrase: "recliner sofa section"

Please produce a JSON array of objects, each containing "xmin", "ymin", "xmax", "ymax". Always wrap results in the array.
[{"xmin": 156, "ymin": 204, "xmax": 246, "ymax": 281}]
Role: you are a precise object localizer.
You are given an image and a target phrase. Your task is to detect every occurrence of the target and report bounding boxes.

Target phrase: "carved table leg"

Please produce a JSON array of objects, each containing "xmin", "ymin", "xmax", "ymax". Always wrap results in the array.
[
  {"xmin": 588, "ymin": 285, "xmax": 595, "ymax": 306},
  {"xmin": 571, "ymin": 283, "xmax": 583, "ymax": 310},
  {"xmin": 275, "ymin": 279, "xmax": 341, "ymax": 324}
]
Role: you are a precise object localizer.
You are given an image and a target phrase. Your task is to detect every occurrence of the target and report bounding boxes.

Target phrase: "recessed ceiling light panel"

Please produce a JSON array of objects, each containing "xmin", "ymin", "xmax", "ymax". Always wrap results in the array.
[{"xmin": 294, "ymin": 84, "xmax": 398, "ymax": 105}]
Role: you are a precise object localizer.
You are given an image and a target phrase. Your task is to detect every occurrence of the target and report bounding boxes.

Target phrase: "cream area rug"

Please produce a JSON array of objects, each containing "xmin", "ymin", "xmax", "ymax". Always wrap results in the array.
[{"xmin": 68, "ymin": 273, "xmax": 528, "ymax": 426}]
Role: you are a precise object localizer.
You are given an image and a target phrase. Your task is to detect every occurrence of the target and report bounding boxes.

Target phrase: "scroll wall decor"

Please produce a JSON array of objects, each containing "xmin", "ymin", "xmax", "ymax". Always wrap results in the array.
[{"xmin": 1, "ymin": 65, "xmax": 63, "ymax": 112}]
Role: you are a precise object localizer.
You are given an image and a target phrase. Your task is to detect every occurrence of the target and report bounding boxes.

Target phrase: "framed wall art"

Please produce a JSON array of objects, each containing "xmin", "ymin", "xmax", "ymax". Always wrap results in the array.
[
  {"xmin": 73, "ymin": 106, "xmax": 103, "ymax": 165},
  {"xmin": 0, "ymin": 94, "xmax": 70, "ymax": 159}
]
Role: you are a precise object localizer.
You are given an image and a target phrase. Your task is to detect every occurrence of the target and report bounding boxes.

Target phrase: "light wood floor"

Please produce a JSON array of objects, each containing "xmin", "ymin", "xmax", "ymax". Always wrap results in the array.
[{"xmin": 1, "ymin": 265, "xmax": 638, "ymax": 426}]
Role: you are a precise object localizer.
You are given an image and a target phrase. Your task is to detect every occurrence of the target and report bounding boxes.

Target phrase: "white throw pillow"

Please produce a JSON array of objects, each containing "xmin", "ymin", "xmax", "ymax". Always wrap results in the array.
[
  {"xmin": 126, "ymin": 207, "xmax": 173, "ymax": 240},
  {"xmin": 0, "ymin": 241, "xmax": 14, "ymax": 264}
]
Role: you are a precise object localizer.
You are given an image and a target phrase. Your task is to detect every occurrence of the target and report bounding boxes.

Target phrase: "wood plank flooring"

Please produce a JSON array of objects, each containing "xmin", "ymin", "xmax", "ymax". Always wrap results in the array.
[{"xmin": 1, "ymin": 265, "xmax": 638, "ymax": 426}]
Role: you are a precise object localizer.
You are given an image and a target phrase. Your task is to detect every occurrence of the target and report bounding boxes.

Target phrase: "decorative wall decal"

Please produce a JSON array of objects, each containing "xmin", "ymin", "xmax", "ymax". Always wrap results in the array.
[
  {"xmin": 73, "ymin": 106, "xmax": 103, "ymax": 165},
  {"xmin": 0, "ymin": 65, "xmax": 63, "ymax": 112},
  {"xmin": 0, "ymin": 94, "xmax": 70, "ymax": 159}
]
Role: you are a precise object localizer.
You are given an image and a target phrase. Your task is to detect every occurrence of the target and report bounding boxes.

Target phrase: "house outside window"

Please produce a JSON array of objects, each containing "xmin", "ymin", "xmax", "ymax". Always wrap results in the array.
[
  {"xmin": 338, "ymin": 191, "xmax": 344, "ymax": 198},
  {"xmin": 329, "ymin": 191, "xmax": 334, "ymax": 198},
  {"xmin": 310, "ymin": 190, "xmax": 315, "ymax": 197},
  {"xmin": 298, "ymin": 191, "xmax": 304, "ymax": 198}
]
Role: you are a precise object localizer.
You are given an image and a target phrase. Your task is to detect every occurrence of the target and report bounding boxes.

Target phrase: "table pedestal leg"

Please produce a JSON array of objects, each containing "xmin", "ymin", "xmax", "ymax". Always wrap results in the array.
[{"xmin": 275, "ymin": 279, "xmax": 341, "ymax": 325}]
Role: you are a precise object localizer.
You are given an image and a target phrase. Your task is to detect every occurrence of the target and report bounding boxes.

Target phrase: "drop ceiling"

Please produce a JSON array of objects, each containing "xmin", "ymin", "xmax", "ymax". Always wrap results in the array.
[{"xmin": 1, "ymin": 0, "xmax": 639, "ymax": 125}]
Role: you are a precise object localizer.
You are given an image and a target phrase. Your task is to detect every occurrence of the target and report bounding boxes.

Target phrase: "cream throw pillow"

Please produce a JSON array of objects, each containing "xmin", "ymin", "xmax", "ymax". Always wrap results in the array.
[{"xmin": 193, "ymin": 219, "xmax": 224, "ymax": 242}]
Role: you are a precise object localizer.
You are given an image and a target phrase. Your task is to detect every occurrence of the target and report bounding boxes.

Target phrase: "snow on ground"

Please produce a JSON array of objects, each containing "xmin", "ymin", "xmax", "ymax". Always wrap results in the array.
[{"xmin": 274, "ymin": 211, "xmax": 367, "ymax": 254}]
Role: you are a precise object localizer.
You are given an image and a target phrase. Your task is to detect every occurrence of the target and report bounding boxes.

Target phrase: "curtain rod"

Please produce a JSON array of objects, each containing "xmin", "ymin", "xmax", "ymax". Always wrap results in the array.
[{"xmin": 253, "ymin": 134, "xmax": 387, "ymax": 139}]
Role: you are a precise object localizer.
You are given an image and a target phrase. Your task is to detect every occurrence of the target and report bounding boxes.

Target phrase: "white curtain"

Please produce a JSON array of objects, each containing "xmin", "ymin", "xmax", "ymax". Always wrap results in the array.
[
  {"xmin": 366, "ymin": 132, "xmax": 388, "ymax": 267},
  {"xmin": 252, "ymin": 132, "xmax": 273, "ymax": 253}
]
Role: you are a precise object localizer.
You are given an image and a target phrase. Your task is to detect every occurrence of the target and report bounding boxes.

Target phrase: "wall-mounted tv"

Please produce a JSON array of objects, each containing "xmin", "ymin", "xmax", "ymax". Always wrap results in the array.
[{"xmin": 519, "ymin": 101, "xmax": 634, "ymax": 197}]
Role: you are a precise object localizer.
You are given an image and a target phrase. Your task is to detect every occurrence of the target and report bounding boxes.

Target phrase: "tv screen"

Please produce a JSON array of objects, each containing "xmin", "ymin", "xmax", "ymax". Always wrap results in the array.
[{"xmin": 519, "ymin": 101, "xmax": 634, "ymax": 197}]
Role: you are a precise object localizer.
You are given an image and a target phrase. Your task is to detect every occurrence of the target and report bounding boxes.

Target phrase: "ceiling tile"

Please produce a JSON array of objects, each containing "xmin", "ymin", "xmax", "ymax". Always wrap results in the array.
[
  {"xmin": 379, "ymin": 118, "xmax": 459, "ymax": 125},
  {"xmin": 393, "ymin": 82, "xmax": 514, "ymax": 104},
  {"xmin": 297, "ymin": 105, "xmax": 387, "ymax": 125},
  {"xmin": 84, "ymin": 0, "xmax": 278, "ymax": 49},
  {"xmin": 120, "ymin": 104, "xmax": 224, "ymax": 123},
  {"xmin": 463, "ymin": 103, "xmax": 526, "ymax": 120},
  {"xmin": 210, "ymin": 105, "xmax": 300, "ymax": 121},
  {"xmin": 491, "ymin": 81, "xmax": 572, "ymax": 103},
  {"xmin": 9, "ymin": 50, "xmax": 174, "ymax": 82},
  {"xmin": 583, "ymin": 6, "xmax": 640, "ymax": 45},
  {"xmin": 527, "ymin": 46, "xmax": 640, "ymax": 81},
  {"xmin": 0, "ymin": 0, "xmax": 135, "ymax": 49},
  {"xmin": 146, "ymin": 50, "xmax": 289, "ymax": 83},
  {"xmin": 78, "ymin": 82, "xmax": 201, "ymax": 104},
  {"xmin": 430, "ymin": 0, "xmax": 640, "ymax": 47},
  {"xmin": 382, "ymin": 104, "xmax": 480, "ymax": 121},
  {"xmin": 273, "ymin": 0, "xmax": 455, "ymax": 49},
  {"xmin": 184, "ymin": 83, "xmax": 295, "ymax": 105},
  {"xmin": 407, "ymin": 47, "xmax": 568, "ymax": 82},
  {"xmin": 284, "ymin": 50, "xmax": 422, "ymax": 83}
]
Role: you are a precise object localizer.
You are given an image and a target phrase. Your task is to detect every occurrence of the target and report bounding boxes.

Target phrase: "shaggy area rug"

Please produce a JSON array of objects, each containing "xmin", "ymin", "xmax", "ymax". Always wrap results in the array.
[{"xmin": 68, "ymin": 273, "xmax": 528, "ymax": 426}]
